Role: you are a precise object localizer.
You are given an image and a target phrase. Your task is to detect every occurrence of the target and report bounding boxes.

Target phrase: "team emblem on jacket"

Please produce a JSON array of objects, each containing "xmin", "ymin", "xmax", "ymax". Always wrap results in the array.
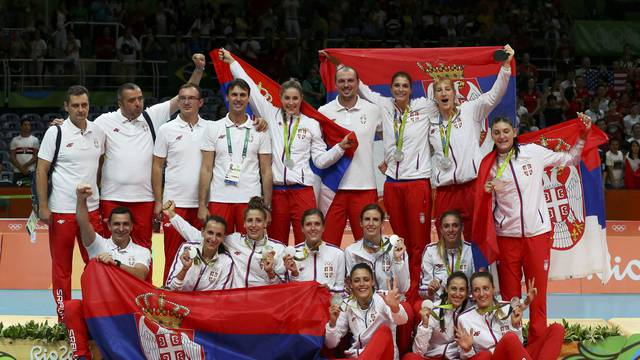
[
  {"xmin": 324, "ymin": 262, "xmax": 334, "ymax": 278},
  {"xmin": 209, "ymin": 267, "xmax": 220, "ymax": 283},
  {"xmin": 360, "ymin": 114, "xmax": 367, "ymax": 124},
  {"xmin": 522, "ymin": 163, "xmax": 533, "ymax": 176},
  {"xmin": 538, "ymin": 137, "xmax": 586, "ymax": 251},
  {"xmin": 452, "ymin": 117, "xmax": 463, "ymax": 129},
  {"xmin": 127, "ymin": 256, "xmax": 136, "ymax": 267},
  {"xmin": 297, "ymin": 128, "xmax": 308, "ymax": 140},
  {"xmin": 94, "ymin": 138, "xmax": 100, "ymax": 148}
]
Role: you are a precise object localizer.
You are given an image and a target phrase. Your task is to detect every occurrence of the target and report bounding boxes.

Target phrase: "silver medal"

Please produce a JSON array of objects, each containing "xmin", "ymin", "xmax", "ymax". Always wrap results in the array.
[
  {"xmin": 439, "ymin": 157, "xmax": 453, "ymax": 170},
  {"xmin": 285, "ymin": 158, "xmax": 295, "ymax": 169},
  {"xmin": 394, "ymin": 149, "xmax": 404, "ymax": 162}
]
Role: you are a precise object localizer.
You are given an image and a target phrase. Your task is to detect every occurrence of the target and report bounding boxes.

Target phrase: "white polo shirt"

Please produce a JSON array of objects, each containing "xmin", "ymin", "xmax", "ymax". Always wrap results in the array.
[
  {"xmin": 358, "ymin": 83, "xmax": 437, "ymax": 180},
  {"xmin": 201, "ymin": 115, "xmax": 271, "ymax": 203},
  {"xmin": 38, "ymin": 119, "xmax": 105, "ymax": 213},
  {"xmin": 85, "ymin": 233, "xmax": 151, "ymax": 269},
  {"xmin": 230, "ymin": 61, "xmax": 345, "ymax": 186},
  {"xmin": 318, "ymin": 97, "xmax": 381, "ymax": 189},
  {"xmin": 429, "ymin": 66, "xmax": 510, "ymax": 187},
  {"xmin": 94, "ymin": 101, "xmax": 171, "ymax": 202},
  {"xmin": 153, "ymin": 115, "xmax": 209, "ymax": 208},
  {"xmin": 10, "ymin": 135, "xmax": 39, "ymax": 172}
]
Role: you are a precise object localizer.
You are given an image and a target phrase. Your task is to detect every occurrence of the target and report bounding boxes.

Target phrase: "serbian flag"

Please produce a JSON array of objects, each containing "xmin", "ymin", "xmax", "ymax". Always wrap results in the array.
[
  {"xmin": 319, "ymin": 46, "xmax": 517, "ymax": 155},
  {"xmin": 81, "ymin": 261, "xmax": 330, "ymax": 359},
  {"xmin": 624, "ymin": 158, "xmax": 640, "ymax": 189},
  {"xmin": 211, "ymin": 49, "xmax": 357, "ymax": 214},
  {"xmin": 472, "ymin": 119, "xmax": 610, "ymax": 280}
]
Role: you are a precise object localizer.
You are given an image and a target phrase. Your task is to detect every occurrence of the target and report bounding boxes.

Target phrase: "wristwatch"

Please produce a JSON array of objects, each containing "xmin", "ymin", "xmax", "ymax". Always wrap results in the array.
[{"xmin": 114, "ymin": 260, "xmax": 122, "ymax": 267}]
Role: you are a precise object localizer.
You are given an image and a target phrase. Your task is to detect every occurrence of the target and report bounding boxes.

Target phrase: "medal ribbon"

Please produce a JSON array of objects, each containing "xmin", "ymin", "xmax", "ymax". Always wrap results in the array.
[
  {"xmin": 428, "ymin": 303, "xmax": 455, "ymax": 320},
  {"xmin": 439, "ymin": 111, "xmax": 456, "ymax": 158},
  {"xmin": 283, "ymin": 115, "xmax": 301, "ymax": 164},
  {"xmin": 494, "ymin": 148, "xmax": 514, "ymax": 180},
  {"xmin": 225, "ymin": 126, "xmax": 251, "ymax": 162},
  {"xmin": 444, "ymin": 245, "xmax": 462, "ymax": 276},
  {"xmin": 393, "ymin": 107, "xmax": 409, "ymax": 154}
]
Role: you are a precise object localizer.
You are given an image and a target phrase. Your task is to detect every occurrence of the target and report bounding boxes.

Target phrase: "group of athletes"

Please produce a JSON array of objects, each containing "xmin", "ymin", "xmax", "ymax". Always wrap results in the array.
[{"xmin": 34, "ymin": 44, "xmax": 593, "ymax": 359}]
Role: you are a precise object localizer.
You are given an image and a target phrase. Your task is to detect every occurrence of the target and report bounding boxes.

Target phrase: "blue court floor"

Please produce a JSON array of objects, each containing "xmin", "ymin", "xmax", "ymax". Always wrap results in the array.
[{"xmin": 0, "ymin": 290, "xmax": 638, "ymax": 319}]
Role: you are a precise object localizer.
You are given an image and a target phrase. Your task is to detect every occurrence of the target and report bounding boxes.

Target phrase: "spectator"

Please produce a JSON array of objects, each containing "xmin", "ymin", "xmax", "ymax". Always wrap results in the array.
[
  {"xmin": 142, "ymin": 30, "xmax": 163, "ymax": 61},
  {"xmin": 168, "ymin": 35, "xmax": 187, "ymax": 61},
  {"xmin": 629, "ymin": 123, "xmax": 640, "ymax": 144},
  {"xmin": 116, "ymin": 27, "xmax": 141, "ymax": 82},
  {"xmin": 10, "ymin": 118, "xmax": 39, "ymax": 186},
  {"xmin": 189, "ymin": 7, "xmax": 214, "ymax": 37},
  {"xmin": 542, "ymin": 94, "xmax": 564, "ymax": 127},
  {"xmin": 64, "ymin": 30, "xmax": 81, "ymax": 76},
  {"xmin": 518, "ymin": 52, "xmax": 538, "ymax": 79},
  {"xmin": 240, "ymin": 31, "xmax": 261, "ymax": 61},
  {"xmin": 154, "ymin": 2, "xmax": 173, "ymax": 35},
  {"xmin": 625, "ymin": 140, "xmax": 640, "ymax": 189},
  {"xmin": 95, "ymin": 26, "xmax": 116, "ymax": 85},
  {"xmin": 30, "ymin": 30, "xmax": 47, "ymax": 85},
  {"xmin": 282, "ymin": 0, "xmax": 301, "ymax": 38},
  {"xmin": 302, "ymin": 64, "xmax": 326, "ymax": 109},
  {"xmin": 585, "ymin": 99, "xmax": 604, "ymax": 122},
  {"xmin": 187, "ymin": 28, "xmax": 206, "ymax": 55},
  {"xmin": 605, "ymin": 139, "xmax": 625, "ymax": 189},
  {"xmin": 624, "ymin": 104, "xmax": 640, "ymax": 136},
  {"xmin": 519, "ymin": 77, "xmax": 541, "ymax": 116}
]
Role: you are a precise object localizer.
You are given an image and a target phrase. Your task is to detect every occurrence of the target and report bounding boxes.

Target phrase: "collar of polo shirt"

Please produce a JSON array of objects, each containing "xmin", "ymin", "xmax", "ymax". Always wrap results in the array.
[{"xmin": 225, "ymin": 114, "xmax": 253, "ymax": 129}]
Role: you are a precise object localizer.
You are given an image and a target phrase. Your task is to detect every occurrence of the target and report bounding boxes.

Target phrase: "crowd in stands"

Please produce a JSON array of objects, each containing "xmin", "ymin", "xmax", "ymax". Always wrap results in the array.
[{"xmin": 1, "ymin": 0, "xmax": 640, "ymax": 188}]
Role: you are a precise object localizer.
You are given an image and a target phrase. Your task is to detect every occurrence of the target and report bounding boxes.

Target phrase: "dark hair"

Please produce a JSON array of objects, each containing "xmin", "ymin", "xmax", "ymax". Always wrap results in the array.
[
  {"xmin": 490, "ymin": 117, "xmax": 520, "ymax": 158},
  {"xmin": 280, "ymin": 78, "xmax": 303, "ymax": 98},
  {"xmin": 66, "ymin": 85, "xmax": 89, "ymax": 102},
  {"xmin": 20, "ymin": 117, "xmax": 31, "ymax": 126},
  {"xmin": 226, "ymin": 78, "xmax": 251, "ymax": 96},
  {"xmin": 359, "ymin": 203, "xmax": 385, "ymax": 222},
  {"xmin": 202, "ymin": 215, "xmax": 227, "ymax": 253},
  {"xmin": 547, "ymin": 95, "xmax": 557, "ymax": 102},
  {"xmin": 391, "ymin": 71, "xmax": 412, "ymax": 85},
  {"xmin": 470, "ymin": 271, "xmax": 494, "ymax": 288},
  {"xmin": 301, "ymin": 208, "xmax": 325, "ymax": 226},
  {"xmin": 179, "ymin": 83, "xmax": 202, "ymax": 99},
  {"xmin": 438, "ymin": 271, "xmax": 469, "ymax": 332},
  {"xmin": 109, "ymin": 206, "xmax": 133, "ymax": 223},
  {"xmin": 117, "ymin": 83, "xmax": 141, "ymax": 101},
  {"xmin": 629, "ymin": 141, "xmax": 640, "ymax": 160},
  {"xmin": 350, "ymin": 262, "xmax": 374, "ymax": 278},
  {"xmin": 439, "ymin": 209, "xmax": 462, "ymax": 226},
  {"xmin": 244, "ymin": 196, "xmax": 268, "ymax": 220}
]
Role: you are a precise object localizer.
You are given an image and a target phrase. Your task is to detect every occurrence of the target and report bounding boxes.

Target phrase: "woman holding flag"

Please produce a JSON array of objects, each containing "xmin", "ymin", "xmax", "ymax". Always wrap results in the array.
[
  {"xmin": 429, "ymin": 45, "xmax": 514, "ymax": 246},
  {"xmin": 473, "ymin": 113, "xmax": 591, "ymax": 347},
  {"xmin": 219, "ymin": 49, "xmax": 354, "ymax": 245},
  {"xmin": 624, "ymin": 140, "xmax": 640, "ymax": 189}
]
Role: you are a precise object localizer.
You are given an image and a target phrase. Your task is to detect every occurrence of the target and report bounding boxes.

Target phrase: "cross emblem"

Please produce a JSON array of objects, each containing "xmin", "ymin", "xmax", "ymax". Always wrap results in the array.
[{"xmin": 155, "ymin": 333, "xmax": 186, "ymax": 360}]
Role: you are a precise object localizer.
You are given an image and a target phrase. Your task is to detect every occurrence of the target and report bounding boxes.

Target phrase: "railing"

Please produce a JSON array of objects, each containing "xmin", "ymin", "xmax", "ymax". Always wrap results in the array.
[{"xmin": 1, "ymin": 58, "xmax": 168, "ymax": 103}]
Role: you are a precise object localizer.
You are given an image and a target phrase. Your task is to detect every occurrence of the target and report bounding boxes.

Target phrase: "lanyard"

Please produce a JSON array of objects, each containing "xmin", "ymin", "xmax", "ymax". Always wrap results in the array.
[
  {"xmin": 444, "ymin": 245, "xmax": 462, "ymax": 276},
  {"xmin": 225, "ymin": 126, "xmax": 250, "ymax": 162},
  {"xmin": 495, "ymin": 148, "xmax": 514, "ymax": 180},
  {"xmin": 393, "ymin": 107, "xmax": 409, "ymax": 152},
  {"xmin": 283, "ymin": 115, "xmax": 301, "ymax": 162},
  {"xmin": 439, "ymin": 111, "xmax": 457, "ymax": 158}
]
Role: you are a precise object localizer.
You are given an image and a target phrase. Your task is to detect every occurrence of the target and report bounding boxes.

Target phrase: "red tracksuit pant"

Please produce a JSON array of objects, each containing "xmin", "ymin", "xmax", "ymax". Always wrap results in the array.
[
  {"xmin": 50, "ymin": 210, "xmax": 101, "ymax": 321},
  {"xmin": 64, "ymin": 299, "xmax": 92, "ymax": 359},
  {"xmin": 269, "ymin": 185, "xmax": 316, "ymax": 244},
  {"xmin": 161, "ymin": 207, "xmax": 201, "ymax": 283},
  {"xmin": 324, "ymin": 189, "xmax": 378, "ymax": 247},
  {"xmin": 208, "ymin": 202, "xmax": 248, "ymax": 234},
  {"xmin": 496, "ymin": 232, "xmax": 552, "ymax": 346},
  {"xmin": 470, "ymin": 323, "xmax": 564, "ymax": 360},
  {"xmin": 383, "ymin": 179, "xmax": 432, "ymax": 302},
  {"xmin": 433, "ymin": 180, "xmax": 475, "ymax": 242}
]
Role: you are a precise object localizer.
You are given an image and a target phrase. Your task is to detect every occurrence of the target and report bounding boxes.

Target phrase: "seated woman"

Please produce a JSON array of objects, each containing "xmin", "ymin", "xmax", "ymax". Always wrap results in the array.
[
  {"xmin": 283, "ymin": 208, "xmax": 346, "ymax": 294},
  {"xmin": 168, "ymin": 196, "xmax": 286, "ymax": 288},
  {"xmin": 403, "ymin": 271, "xmax": 471, "ymax": 360},
  {"xmin": 163, "ymin": 200, "xmax": 234, "ymax": 290},
  {"xmin": 456, "ymin": 272, "xmax": 564, "ymax": 360},
  {"xmin": 325, "ymin": 263, "xmax": 408, "ymax": 360}
]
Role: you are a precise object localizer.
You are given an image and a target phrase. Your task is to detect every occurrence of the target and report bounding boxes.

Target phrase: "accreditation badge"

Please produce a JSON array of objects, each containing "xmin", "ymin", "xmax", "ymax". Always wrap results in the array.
[{"xmin": 224, "ymin": 162, "xmax": 242, "ymax": 185}]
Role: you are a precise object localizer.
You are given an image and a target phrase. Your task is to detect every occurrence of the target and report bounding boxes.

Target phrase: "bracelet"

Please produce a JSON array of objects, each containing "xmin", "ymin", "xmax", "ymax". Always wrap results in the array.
[
  {"xmin": 194, "ymin": 67, "xmax": 205, "ymax": 72},
  {"xmin": 114, "ymin": 259, "xmax": 121, "ymax": 267}
]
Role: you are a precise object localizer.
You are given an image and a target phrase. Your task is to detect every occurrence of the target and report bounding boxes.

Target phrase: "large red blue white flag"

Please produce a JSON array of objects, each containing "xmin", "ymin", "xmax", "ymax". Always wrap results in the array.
[
  {"xmin": 81, "ymin": 261, "xmax": 330, "ymax": 359},
  {"xmin": 319, "ymin": 46, "xmax": 517, "ymax": 156},
  {"xmin": 473, "ymin": 120, "xmax": 610, "ymax": 280},
  {"xmin": 211, "ymin": 49, "xmax": 358, "ymax": 214}
]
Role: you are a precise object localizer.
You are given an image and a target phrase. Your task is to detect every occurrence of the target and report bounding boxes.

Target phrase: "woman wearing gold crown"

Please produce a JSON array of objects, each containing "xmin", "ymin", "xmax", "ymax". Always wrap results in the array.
[
  {"xmin": 428, "ymin": 45, "xmax": 514, "ymax": 259},
  {"xmin": 163, "ymin": 200, "xmax": 234, "ymax": 291},
  {"xmin": 165, "ymin": 196, "xmax": 288, "ymax": 288}
]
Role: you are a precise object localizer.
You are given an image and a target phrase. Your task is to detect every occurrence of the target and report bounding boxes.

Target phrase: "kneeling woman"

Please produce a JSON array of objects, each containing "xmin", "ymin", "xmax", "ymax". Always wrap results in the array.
[
  {"xmin": 456, "ymin": 272, "xmax": 564, "ymax": 360},
  {"xmin": 404, "ymin": 271, "xmax": 471, "ymax": 360},
  {"xmin": 325, "ymin": 263, "xmax": 408, "ymax": 360},
  {"xmin": 167, "ymin": 196, "xmax": 286, "ymax": 288},
  {"xmin": 164, "ymin": 200, "xmax": 234, "ymax": 290}
]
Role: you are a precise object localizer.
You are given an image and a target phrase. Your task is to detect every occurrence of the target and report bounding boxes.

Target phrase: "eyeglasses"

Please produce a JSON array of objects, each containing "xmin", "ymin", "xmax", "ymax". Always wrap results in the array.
[{"xmin": 178, "ymin": 96, "xmax": 201, "ymax": 102}]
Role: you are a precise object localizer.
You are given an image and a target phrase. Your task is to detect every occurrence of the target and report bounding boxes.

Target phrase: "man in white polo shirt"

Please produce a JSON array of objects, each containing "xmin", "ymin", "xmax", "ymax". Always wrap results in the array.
[
  {"xmin": 198, "ymin": 78, "xmax": 273, "ymax": 233},
  {"xmin": 152, "ymin": 83, "xmax": 209, "ymax": 281},
  {"xmin": 318, "ymin": 66, "xmax": 381, "ymax": 246},
  {"xmin": 94, "ymin": 54, "xmax": 205, "ymax": 276},
  {"xmin": 65, "ymin": 183, "xmax": 150, "ymax": 360},
  {"xmin": 36, "ymin": 85, "xmax": 106, "ymax": 321}
]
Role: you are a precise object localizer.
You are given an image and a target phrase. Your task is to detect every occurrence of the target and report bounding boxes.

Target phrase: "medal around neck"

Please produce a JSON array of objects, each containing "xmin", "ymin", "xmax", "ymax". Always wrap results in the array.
[
  {"xmin": 393, "ymin": 149, "xmax": 404, "ymax": 162},
  {"xmin": 285, "ymin": 158, "xmax": 295, "ymax": 169},
  {"xmin": 438, "ymin": 156, "xmax": 453, "ymax": 171}
]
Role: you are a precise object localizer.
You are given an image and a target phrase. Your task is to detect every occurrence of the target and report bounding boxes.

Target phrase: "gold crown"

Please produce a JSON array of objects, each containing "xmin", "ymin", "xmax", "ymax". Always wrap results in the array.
[
  {"xmin": 135, "ymin": 292, "xmax": 190, "ymax": 328},
  {"xmin": 417, "ymin": 62, "xmax": 465, "ymax": 81}
]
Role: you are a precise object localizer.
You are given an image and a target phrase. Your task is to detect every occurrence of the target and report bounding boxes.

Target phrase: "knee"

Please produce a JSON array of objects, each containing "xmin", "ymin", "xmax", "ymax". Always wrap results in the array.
[
  {"xmin": 501, "ymin": 331, "xmax": 522, "ymax": 346},
  {"xmin": 548, "ymin": 323, "xmax": 565, "ymax": 339},
  {"xmin": 64, "ymin": 299, "xmax": 83, "ymax": 315}
]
